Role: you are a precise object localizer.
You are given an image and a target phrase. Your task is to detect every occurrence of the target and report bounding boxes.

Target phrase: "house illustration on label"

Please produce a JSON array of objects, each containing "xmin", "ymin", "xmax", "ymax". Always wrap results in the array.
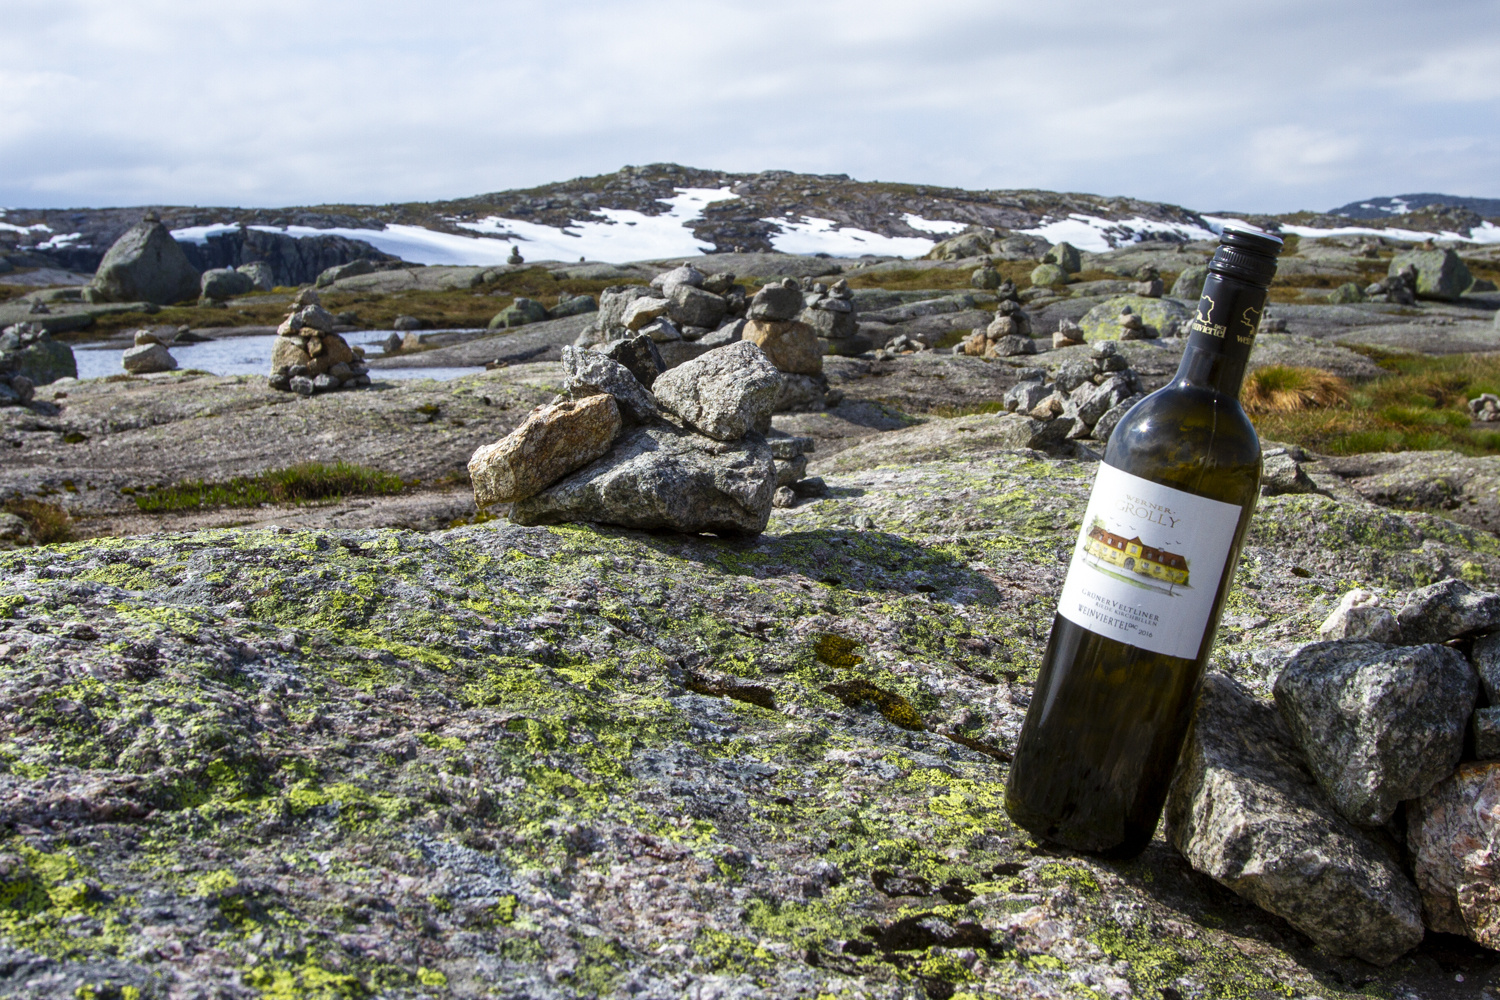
[{"xmin": 1083, "ymin": 525, "xmax": 1190, "ymax": 587}]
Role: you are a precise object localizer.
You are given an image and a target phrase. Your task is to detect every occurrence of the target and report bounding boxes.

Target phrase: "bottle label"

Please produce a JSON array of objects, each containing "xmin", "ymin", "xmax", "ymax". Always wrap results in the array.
[{"xmin": 1057, "ymin": 463, "xmax": 1243, "ymax": 660}]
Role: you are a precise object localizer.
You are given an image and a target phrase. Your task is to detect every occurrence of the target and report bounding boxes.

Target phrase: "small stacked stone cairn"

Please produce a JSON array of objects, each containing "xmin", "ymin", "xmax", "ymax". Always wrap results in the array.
[
  {"xmin": 468, "ymin": 337, "xmax": 824, "ymax": 534},
  {"xmin": 121, "ymin": 328, "xmax": 178, "ymax": 374},
  {"xmin": 798, "ymin": 277, "xmax": 857, "ymax": 352},
  {"xmin": 268, "ymin": 289, "xmax": 371, "ymax": 396},
  {"xmin": 577, "ymin": 265, "xmax": 748, "ymax": 349},
  {"xmin": 960, "ymin": 287, "xmax": 1035, "ymax": 358},
  {"xmin": 875, "ymin": 333, "xmax": 930, "ymax": 359},
  {"xmin": 1470, "ymin": 393, "xmax": 1500, "ymax": 422},
  {"xmin": 1052, "ymin": 318, "xmax": 1085, "ymax": 349},
  {"xmin": 1258, "ymin": 309, "xmax": 1289, "ymax": 333},
  {"xmin": 1114, "ymin": 305, "xmax": 1158, "ymax": 341},
  {"xmin": 1365, "ymin": 263, "xmax": 1418, "ymax": 305},
  {"xmin": 1000, "ymin": 341, "xmax": 1144, "ymax": 444},
  {"xmin": 744, "ymin": 278, "xmax": 839, "ymax": 411},
  {"xmin": 0, "ymin": 366, "xmax": 34, "ymax": 407},
  {"xmin": 0, "ymin": 322, "xmax": 75, "ymax": 386},
  {"xmin": 1166, "ymin": 577, "xmax": 1500, "ymax": 964},
  {"xmin": 1129, "ymin": 264, "xmax": 1164, "ymax": 298}
]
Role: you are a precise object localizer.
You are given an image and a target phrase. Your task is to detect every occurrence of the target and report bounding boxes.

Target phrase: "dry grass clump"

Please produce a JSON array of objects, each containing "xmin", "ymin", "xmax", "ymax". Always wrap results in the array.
[
  {"xmin": 1242, "ymin": 365, "xmax": 1350, "ymax": 414},
  {"xmin": 3, "ymin": 499, "xmax": 75, "ymax": 545}
]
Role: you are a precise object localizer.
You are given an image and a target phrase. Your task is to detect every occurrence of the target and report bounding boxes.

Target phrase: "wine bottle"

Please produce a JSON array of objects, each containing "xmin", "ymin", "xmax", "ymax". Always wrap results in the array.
[{"xmin": 1004, "ymin": 226, "xmax": 1284, "ymax": 858}]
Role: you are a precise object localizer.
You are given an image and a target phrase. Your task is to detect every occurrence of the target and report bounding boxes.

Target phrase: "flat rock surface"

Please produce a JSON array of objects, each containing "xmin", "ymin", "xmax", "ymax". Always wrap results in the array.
[{"xmin": 368, "ymin": 314, "xmax": 595, "ymax": 369}]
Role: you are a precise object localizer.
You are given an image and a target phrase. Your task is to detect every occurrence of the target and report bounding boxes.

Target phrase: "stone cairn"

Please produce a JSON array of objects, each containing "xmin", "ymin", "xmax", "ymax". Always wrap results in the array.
[
  {"xmin": 1166, "ymin": 578, "xmax": 1500, "ymax": 965},
  {"xmin": 121, "ymin": 328, "xmax": 178, "ymax": 374},
  {"xmin": 1470, "ymin": 394, "xmax": 1500, "ymax": 422},
  {"xmin": 1366, "ymin": 263, "xmax": 1418, "ymax": 305},
  {"xmin": 467, "ymin": 337, "xmax": 824, "ymax": 535},
  {"xmin": 959, "ymin": 282, "xmax": 1035, "ymax": 358},
  {"xmin": 268, "ymin": 289, "xmax": 371, "ymax": 396},
  {"xmin": 1000, "ymin": 341, "xmax": 1144, "ymax": 447},
  {"xmin": 0, "ymin": 323, "xmax": 75, "ymax": 396}
]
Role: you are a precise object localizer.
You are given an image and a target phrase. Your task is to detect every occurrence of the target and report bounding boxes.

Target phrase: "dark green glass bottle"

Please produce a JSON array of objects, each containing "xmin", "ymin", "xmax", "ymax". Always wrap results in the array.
[{"xmin": 1004, "ymin": 227, "xmax": 1284, "ymax": 858}]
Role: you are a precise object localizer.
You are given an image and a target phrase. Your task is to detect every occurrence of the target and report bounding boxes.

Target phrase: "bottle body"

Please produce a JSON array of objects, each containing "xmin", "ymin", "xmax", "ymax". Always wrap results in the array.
[{"xmin": 1004, "ymin": 229, "xmax": 1281, "ymax": 857}]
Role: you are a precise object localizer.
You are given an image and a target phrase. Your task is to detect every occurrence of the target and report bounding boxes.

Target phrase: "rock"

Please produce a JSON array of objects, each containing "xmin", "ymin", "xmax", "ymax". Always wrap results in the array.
[
  {"xmin": 748, "ymin": 279, "xmax": 804, "ymax": 322},
  {"xmin": 971, "ymin": 265, "xmax": 1001, "ymax": 290},
  {"xmin": 469, "ymin": 394, "xmax": 622, "ymax": 506},
  {"xmin": 1470, "ymin": 394, "xmax": 1500, "ymax": 422},
  {"xmin": 234, "ymin": 262, "xmax": 274, "ymax": 291},
  {"xmin": 492, "ymin": 297, "xmax": 549, "ymax": 329},
  {"xmin": 313, "ymin": 373, "xmax": 339, "ymax": 392},
  {"xmin": 1170, "ymin": 264, "xmax": 1209, "ymax": 300},
  {"xmin": 1473, "ymin": 632, "xmax": 1500, "ymax": 703},
  {"xmin": 765, "ymin": 433, "xmax": 814, "ymax": 460},
  {"xmin": 288, "ymin": 375, "xmax": 314, "ymax": 396},
  {"xmin": 1274, "ymin": 640, "xmax": 1475, "ymax": 826},
  {"xmin": 775, "ymin": 373, "xmax": 830, "ymax": 412},
  {"xmin": 775, "ymin": 454, "xmax": 808, "ymax": 487},
  {"xmin": 1, "ymin": 374, "xmax": 33, "ymax": 405},
  {"xmin": 1473, "ymin": 707, "xmax": 1500, "ymax": 760},
  {"xmin": 651, "ymin": 341, "xmax": 783, "ymax": 441},
  {"xmin": 199, "ymin": 268, "xmax": 254, "ymax": 300},
  {"xmin": 271, "ymin": 337, "xmax": 312, "ymax": 373},
  {"xmin": 316, "ymin": 258, "xmax": 375, "ymax": 287},
  {"xmin": 1409, "ymin": 762, "xmax": 1500, "ymax": 948},
  {"xmin": 1053, "ymin": 320, "xmax": 1085, "ymax": 349},
  {"xmin": 1317, "ymin": 589, "xmax": 1401, "ymax": 642},
  {"xmin": 1090, "ymin": 396, "xmax": 1141, "ymax": 443},
  {"xmin": 986, "ymin": 334, "xmax": 1035, "ymax": 358},
  {"xmin": 1166, "ymin": 673, "xmax": 1424, "ymax": 966},
  {"xmin": 1073, "ymin": 374, "xmax": 1133, "ymax": 425},
  {"xmin": 561, "ymin": 346, "xmax": 660, "ymax": 423},
  {"xmin": 1003, "ymin": 379, "xmax": 1050, "ymax": 414},
  {"xmin": 697, "ymin": 318, "xmax": 746, "ymax": 349},
  {"xmin": 121, "ymin": 342, "xmax": 178, "ymax": 375},
  {"xmin": 1131, "ymin": 277, "xmax": 1165, "ymax": 298},
  {"xmin": 772, "ymin": 486, "xmax": 798, "ymax": 508},
  {"xmin": 666, "ymin": 284, "xmax": 727, "ymax": 330},
  {"xmin": 0, "ymin": 324, "xmax": 77, "ymax": 385},
  {"xmin": 623, "ymin": 297, "xmax": 671, "ymax": 331},
  {"xmin": 393, "ymin": 315, "xmax": 425, "ymax": 331},
  {"xmin": 510, "ymin": 422, "xmax": 778, "ymax": 535},
  {"xmin": 0, "ymin": 511, "xmax": 32, "ymax": 548},
  {"xmin": 742, "ymin": 319, "xmax": 822, "ymax": 375},
  {"xmin": 650, "ymin": 264, "xmax": 705, "ymax": 293},
  {"xmin": 550, "ymin": 293, "xmax": 598, "ymax": 318},
  {"xmin": 602, "ymin": 334, "xmax": 666, "ymax": 389},
  {"xmin": 87, "ymin": 218, "xmax": 200, "ymax": 305},
  {"xmin": 1327, "ymin": 282, "xmax": 1364, "ymax": 304},
  {"xmin": 1079, "ymin": 295, "xmax": 1191, "ymax": 341},
  {"xmin": 507, "ymin": 246, "xmax": 523, "ymax": 265},
  {"xmin": 1260, "ymin": 452, "xmax": 1320, "ymax": 497},
  {"xmin": 642, "ymin": 319, "xmax": 682, "ymax": 343},
  {"xmin": 702, "ymin": 272, "xmax": 737, "ymax": 295},
  {"xmin": 1397, "ymin": 578, "xmax": 1500, "ymax": 645},
  {"xmin": 597, "ymin": 286, "xmax": 655, "ymax": 332},
  {"xmin": 1030, "ymin": 264, "xmax": 1068, "ymax": 287},
  {"xmin": 1388, "ymin": 248, "xmax": 1473, "ymax": 301},
  {"xmin": 1042, "ymin": 241, "xmax": 1082, "ymax": 273}
]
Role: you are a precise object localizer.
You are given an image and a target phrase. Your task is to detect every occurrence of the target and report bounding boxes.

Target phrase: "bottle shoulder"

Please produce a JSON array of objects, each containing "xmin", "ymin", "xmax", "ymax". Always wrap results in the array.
[{"xmin": 1104, "ymin": 382, "xmax": 1261, "ymax": 504}]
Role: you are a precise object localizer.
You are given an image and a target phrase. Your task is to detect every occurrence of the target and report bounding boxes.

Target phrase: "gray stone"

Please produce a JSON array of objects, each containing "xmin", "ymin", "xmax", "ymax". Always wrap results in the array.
[
  {"xmin": 88, "ymin": 219, "xmax": 200, "ymax": 305},
  {"xmin": 748, "ymin": 279, "xmax": 804, "ymax": 322},
  {"xmin": 1473, "ymin": 707, "xmax": 1500, "ymax": 760},
  {"xmin": 1261, "ymin": 452, "xmax": 1319, "ymax": 497},
  {"xmin": 393, "ymin": 315, "xmax": 425, "ymax": 331},
  {"xmin": 766, "ymin": 434, "xmax": 813, "ymax": 460},
  {"xmin": 199, "ymin": 268, "xmax": 254, "ymax": 300},
  {"xmin": 651, "ymin": 342, "xmax": 783, "ymax": 442},
  {"xmin": 772, "ymin": 486, "xmax": 798, "ymax": 508},
  {"xmin": 650, "ymin": 264, "xmax": 705, "ymax": 293},
  {"xmin": 774, "ymin": 373, "xmax": 828, "ymax": 413},
  {"xmin": 971, "ymin": 265, "xmax": 1001, "ymax": 290},
  {"xmin": 0, "ymin": 324, "xmax": 76, "ymax": 385},
  {"xmin": 236, "ymin": 262, "xmax": 275, "ymax": 291},
  {"xmin": 1043, "ymin": 241, "xmax": 1082, "ymax": 273},
  {"xmin": 1327, "ymin": 282, "xmax": 1364, "ymax": 304},
  {"xmin": 1473, "ymin": 632, "xmax": 1500, "ymax": 703},
  {"xmin": 1090, "ymin": 396, "xmax": 1142, "ymax": 443},
  {"xmin": 1053, "ymin": 356, "xmax": 1096, "ymax": 394},
  {"xmin": 1408, "ymin": 761, "xmax": 1500, "ymax": 949},
  {"xmin": 642, "ymin": 318, "xmax": 682, "ymax": 343},
  {"xmin": 0, "ymin": 511, "xmax": 32, "ymax": 548},
  {"xmin": 510, "ymin": 423, "xmax": 778, "ymax": 535},
  {"xmin": 1317, "ymin": 589, "xmax": 1401, "ymax": 643},
  {"xmin": 550, "ymin": 293, "xmax": 598, "ymax": 318},
  {"xmin": 561, "ymin": 346, "xmax": 660, "ymax": 423},
  {"xmin": 1030, "ymin": 264, "xmax": 1068, "ymax": 287},
  {"xmin": 316, "ymin": 259, "xmax": 375, "ymax": 287},
  {"xmin": 1396, "ymin": 578, "xmax": 1500, "ymax": 645},
  {"xmin": 289, "ymin": 375, "xmax": 314, "ymax": 396},
  {"xmin": 492, "ymin": 297, "xmax": 549, "ymax": 329},
  {"xmin": 597, "ymin": 285, "xmax": 655, "ymax": 332},
  {"xmin": 1388, "ymin": 248, "xmax": 1473, "ymax": 301},
  {"xmin": 1166, "ymin": 673, "xmax": 1424, "ymax": 966},
  {"xmin": 601, "ymin": 334, "xmax": 666, "ymax": 389},
  {"xmin": 1273, "ymin": 640, "xmax": 1476, "ymax": 825},
  {"xmin": 988, "ymin": 334, "xmax": 1035, "ymax": 357},
  {"xmin": 1003, "ymin": 380, "xmax": 1051, "ymax": 414},
  {"xmin": 121, "ymin": 342, "xmax": 177, "ymax": 374},
  {"xmin": 623, "ymin": 297, "xmax": 671, "ymax": 332},
  {"xmin": 313, "ymin": 373, "xmax": 339, "ymax": 392},
  {"xmin": 3, "ymin": 374, "xmax": 33, "ymax": 405},
  {"xmin": 775, "ymin": 454, "xmax": 808, "ymax": 487},
  {"xmin": 1170, "ymin": 265, "xmax": 1209, "ymax": 300},
  {"xmin": 666, "ymin": 284, "xmax": 727, "ymax": 330},
  {"xmin": 697, "ymin": 318, "xmax": 745, "ymax": 349},
  {"xmin": 1075, "ymin": 374, "xmax": 1133, "ymax": 426}
]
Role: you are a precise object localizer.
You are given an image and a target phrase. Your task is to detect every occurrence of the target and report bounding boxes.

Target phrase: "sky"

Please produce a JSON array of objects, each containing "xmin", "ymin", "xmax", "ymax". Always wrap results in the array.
[{"xmin": 1, "ymin": 0, "xmax": 1497, "ymax": 215}]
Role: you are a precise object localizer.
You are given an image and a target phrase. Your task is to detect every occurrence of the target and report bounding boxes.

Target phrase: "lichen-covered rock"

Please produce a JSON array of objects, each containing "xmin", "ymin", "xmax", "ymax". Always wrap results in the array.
[
  {"xmin": 469, "ymin": 394, "xmax": 621, "ymax": 505},
  {"xmin": 121, "ymin": 342, "xmax": 177, "ymax": 374},
  {"xmin": 1171, "ymin": 264, "xmax": 1209, "ymax": 300},
  {"xmin": 1030, "ymin": 263, "xmax": 1068, "ymax": 287},
  {"xmin": 1042, "ymin": 241, "xmax": 1081, "ymax": 273},
  {"xmin": 510, "ymin": 422, "xmax": 777, "ymax": 534},
  {"xmin": 742, "ymin": 318, "xmax": 822, "ymax": 375},
  {"xmin": 87, "ymin": 217, "xmax": 200, "ymax": 305},
  {"xmin": 1388, "ymin": 248, "xmax": 1473, "ymax": 301},
  {"xmin": 1273, "ymin": 640, "xmax": 1475, "ymax": 825},
  {"xmin": 651, "ymin": 341, "xmax": 783, "ymax": 441},
  {"xmin": 1410, "ymin": 762, "xmax": 1500, "ymax": 947},
  {"xmin": 0, "ymin": 323, "xmax": 77, "ymax": 385},
  {"xmin": 561, "ymin": 346, "xmax": 659, "ymax": 423},
  {"xmin": 1079, "ymin": 294, "xmax": 1191, "ymax": 341},
  {"xmin": 1167, "ymin": 673, "xmax": 1424, "ymax": 965},
  {"xmin": 1396, "ymin": 577, "xmax": 1500, "ymax": 644}
]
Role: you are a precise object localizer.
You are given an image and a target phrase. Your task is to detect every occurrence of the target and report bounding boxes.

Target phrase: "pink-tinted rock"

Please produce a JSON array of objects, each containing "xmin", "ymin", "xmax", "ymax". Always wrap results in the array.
[{"xmin": 1409, "ymin": 761, "xmax": 1500, "ymax": 948}]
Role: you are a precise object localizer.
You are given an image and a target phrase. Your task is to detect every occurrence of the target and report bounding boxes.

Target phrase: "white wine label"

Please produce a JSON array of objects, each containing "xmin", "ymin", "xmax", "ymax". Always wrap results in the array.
[{"xmin": 1057, "ymin": 463, "xmax": 1243, "ymax": 660}]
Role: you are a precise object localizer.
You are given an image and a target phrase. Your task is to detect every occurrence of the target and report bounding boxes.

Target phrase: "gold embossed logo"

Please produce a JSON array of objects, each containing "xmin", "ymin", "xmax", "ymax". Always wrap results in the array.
[{"xmin": 1190, "ymin": 293, "xmax": 1227, "ymax": 338}]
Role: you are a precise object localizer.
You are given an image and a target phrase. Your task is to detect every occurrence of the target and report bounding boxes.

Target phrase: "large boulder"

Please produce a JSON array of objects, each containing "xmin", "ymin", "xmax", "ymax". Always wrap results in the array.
[
  {"xmin": 651, "ymin": 341, "xmax": 783, "ymax": 442},
  {"xmin": 1388, "ymin": 248, "xmax": 1473, "ymax": 301},
  {"xmin": 199, "ymin": 267, "xmax": 255, "ymax": 301},
  {"xmin": 1166, "ymin": 673, "xmax": 1424, "ymax": 966},
  {"xmin": 510, "ymin": 422, "xmax": 778, "ymax": 535},
  {"xmin": 1409, "ymin": 762, "xmax": 1500, "ymax": 949},
  {"xmin": 1170, "ymin": 264, "xmax": 1209, "ymax": 300},
  {"xmin": 1042, "ymin": 241, "xmax": 1081, "ymax": 273},
  {"xmin": 237, "ymin": 261, "xmax": 275, "ymax": 291},
  {"xmin": 469, "ymin": 395, "xmax": 622, "ymax": 507},
  {"xmin": 121, "ymin": 342, "xmax": 178, "ymax": 375},
  {"xmin": 1079, "ymin": 295, "xmax": 1191, "ymax": 341},
  {"xmin": 316, "ymin": 258, "xmax": 375, "ymax": 287},
  {"xmin": 1396, "ymin": 578, "xmax": 1500, "ymax": 644},
  {"xmin": 489, "ymin": 297, "xmax": 550, "ymax": 330},
  {"xmin": 87, "ymin": 218, "xmax": 200, "ymax": 305},
  {"xmin": 666, "ymin": 284, "xmax": 726, "ymax": 330},
  {"xmin": 1273, "ymin": 640, "xmax": 1475, "ymax": 825},
  {"xmin": 0, "ymin": 324, "xmax": 77, "ymax": 385}
]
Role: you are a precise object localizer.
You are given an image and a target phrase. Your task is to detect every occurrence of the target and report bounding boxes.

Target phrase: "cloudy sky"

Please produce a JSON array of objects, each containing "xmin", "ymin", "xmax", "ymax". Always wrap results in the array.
[{"xmin": 2, "ymin": 0, "xmax": 1496, "ymax": 214}]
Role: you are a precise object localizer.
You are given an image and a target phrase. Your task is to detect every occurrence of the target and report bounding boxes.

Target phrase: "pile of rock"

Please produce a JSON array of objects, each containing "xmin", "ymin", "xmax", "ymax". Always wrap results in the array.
[
  {"xmin": 1470, "ymin": 393, "xmax": 1500, "ymax": 421},
  {"xmin": 1031, "ymin": 242, "xmax": 1081, "ymax": 287},
  {"xmin": 578, "ymin": 265, "xmax": 746, "ymax": 349},
  {"xmin": 490, "ymin": 291, "xmax": 597, "ymax": 330},
  {"xmin": 121, "ymin": 329, "xmax": 179, "ymax": 374},
  {"xmin": 0, "ymin": 322, "xmax": 75, "ymax": 386},
  {"xmin": 797, "ymin": 278, "xmax": 858, "ymax": 353},
  {"xmin": 199, "ymin": 263, "xmax": 274, "ymax": 304},
  {"xmin": 1052, "ymin": 319, "xmax": 1085, "ymax": 349},
  {"xmin": 959, "ymin": 295, "xmax": 1036, "ymax": 358},
  {"xmin": 1168, "ymin": 578, "xmax": 1500, "ymax": 965},
  {"xmin": 468, "ymin": 338, "xmax": 822, "ymax": 534},
  {"xmin": 1000, "ymin": 341, "xmax": 1144, "ymax": 444},
  {"xmin": 1129, "ymin": 265, "xmax": 1164, "ymax": 298},
  {"xmin": 267, "ymin": 289, "xmax": 371, "ymax": 396},
  {"xmin": 0, "ymin": 368, "xmax": 34, "ymax": 407},
  {"xmin": 1365, "ymin": 264, "xmax": 1418, "ymax": 305}
]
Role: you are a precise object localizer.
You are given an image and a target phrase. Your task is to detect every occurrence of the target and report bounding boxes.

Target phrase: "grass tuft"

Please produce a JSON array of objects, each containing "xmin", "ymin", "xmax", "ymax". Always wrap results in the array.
[
  {"xmin": 137, "ymin": 462, "xmax": 404, "ymax": 513},
  {"xmin": 1242, "ymin": 365, "xmax": 1350, "ymax": 414},
  {"xmin": 3, "ymin": 500, "xmax": 75, "ymax": 545}
]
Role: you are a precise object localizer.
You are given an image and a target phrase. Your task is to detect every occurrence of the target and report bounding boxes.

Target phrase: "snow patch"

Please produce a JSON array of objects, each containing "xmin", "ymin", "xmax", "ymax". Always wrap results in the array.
[
  {"xmin": 0, "ymin": 220, "xmax": 52, "ymax": 237},
  {"xmin": 171, "ymin": 222, "xmax": 246, "ymax": 244},
  {"xmin": 1204, "ymin": 213, "xmax": 1500, "ymax": 246},
  {"xmin": 35, "ymin": 232, "xmax": 83, "ymax": 250},
  {"xmin": 766, "ymin": 217, "xmax": 937, "ymax": 258},
  {"xmin": 1017, "ymin": 214, "xmax": 1217, "ymax": 253},
  {"xmin": 902, "ymin": 214, "xmax": 967, "ymax": 235}
]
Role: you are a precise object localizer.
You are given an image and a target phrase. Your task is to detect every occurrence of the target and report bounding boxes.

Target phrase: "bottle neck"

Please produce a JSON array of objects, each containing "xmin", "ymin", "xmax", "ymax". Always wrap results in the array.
[{"xmin": 1174, "ymin": 271, "xmax": 1268, "ymax": 399}]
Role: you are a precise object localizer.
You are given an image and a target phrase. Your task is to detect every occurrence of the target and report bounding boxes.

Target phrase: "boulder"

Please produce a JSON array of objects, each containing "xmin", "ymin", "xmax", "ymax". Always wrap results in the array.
[
  {"xmin": 199, "ymin": 268, "xmax": 254, "ymax": 300},
  {"xmin": 742, "ymin": 319, "xmax": 822, "ymax": 376},
  {"xmin": 650, "ymin": 264, "xmax": 705, "ymax": 293},
  {"xmin": 0, "ymin": 511, "xmax": 32, "ymax": 548},
  {"xmin": 316, "ymin": 258, "xmax": 375, "ymax": 287},
  {"xmin": 1273, "ymin": 640, "xmax": 1475, "ymax": 826},
  {"xmin": 1170, "ymin": 264, "xmax": 1209, "ymax": 300},
  {"xmin": 1079, "ymin": 295, "xmax": 1192, "ymax": 341},
  {"xmin": 1388, "ymin": 248, "xmax": 1473, "ymax": 301},
  {"xmin": 970, "ymin": 265, "xmax": 1001, "ymax": 290},
  {"xmin": 747, "ymin": 279, "xmax": 804, "ymax": 322},
  {"xmin": 1317, "ymin": 589, "xmax": 1400, "ymax": 642},
  {"xmin": 697, "ymin": 319, "xmax": 745, "ymax": 350},
  {"xmin": 491, "ymin": 297, "xmax": 549, "ymax": 329},
  {"xmin": 597, "ymin": 286, "xmax": 655, "ymax": 332},
  {"xmin": 469, "ymin": 395, "xmax": 622, "ymax": 507},
  {"xmin": 1327, "ymin": 282, "xmax": 1364, "ymax": 304},
  {"xmin": 0, "ymin": 324, "xmax": 77, "ymax": 385},
  {"xmin": 1409, "ymin": 762, "xmax": 1500, "ymax": 948},
  {"xmin": 510, "ymin": 423, "xmax": 778, "ymax": 535},
  {"xmin": 1043, "ymin": 241, "xmax": 1082, "ymax": 273},
  {"xmin": 666, "ymin": 284, "xmax": 727, "ymax": 330},
  {"xmin": 985, "ymin": 334, "xmax": 1035, "ymax": 358},
  {"xmin": 1166, "ymin": 673, "xmax": 1424, "ymax": 966},
  {"xmin": 1396, "ymin": 578, "xmax": 1500, "ymax": 645},
  {"xmin": 121, "ymin": 342, "xmax": 178, "ymax": 375},
  {"xmin": 87, "ymin": 219, "xmax": 200, "ymax": 305},
  {"xmin": 550, "ymin": 293, "xmax": 598, "ymax": 318},
  {"xmin": 623, "ymin": 297, "xmax": 671, "ymax": 331},
  {"xmin": 775, "ymin": 374, "xmax": 829, "ymax": 412},
  {"xmin": 602, "ymin": 334, "xmax": 666, "ymax": 389},
  {"xmin": 1030, "ymin": 264, "xmax": 1068, "ymax": 287},
  {"xmin": 1474, "ymin": 708, "xmax": 1500, "ymax": 760},
  {"xmin": 560, "ymin": 346, "xmax": 659, "ymax": 423},
  {"xmin": 651, "ymin": 341, "xmax": 783, "ymax": 442},
  {"xmin": 237, "ymin": 262, "xmax": 275, "ymax": 291}
]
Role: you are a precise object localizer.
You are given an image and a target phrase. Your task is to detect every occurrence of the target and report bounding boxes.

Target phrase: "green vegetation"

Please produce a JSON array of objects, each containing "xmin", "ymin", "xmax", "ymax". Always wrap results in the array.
[
  {"xmin": 3, "ymin": 499, "xmax": 74, "ymax": 544},
  {"xmin": 135, "ymin": 462, "xmax": 405, "ymax": 513},
  {"xmin": 1241, "ymin": 365, "xmax": 1350, "ymax": 414},
  {"xmin": 1250, "ymin": 351, "xmax": 1500, "ymax": 455}
]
